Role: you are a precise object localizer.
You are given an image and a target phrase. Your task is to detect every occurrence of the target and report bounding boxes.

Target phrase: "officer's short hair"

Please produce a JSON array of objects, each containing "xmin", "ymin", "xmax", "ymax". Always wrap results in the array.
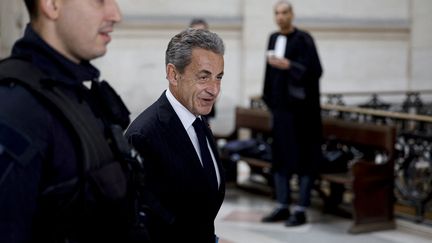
[{"xmin": 23, "ymin": 0, "xmax": 38, "ymax": 19}]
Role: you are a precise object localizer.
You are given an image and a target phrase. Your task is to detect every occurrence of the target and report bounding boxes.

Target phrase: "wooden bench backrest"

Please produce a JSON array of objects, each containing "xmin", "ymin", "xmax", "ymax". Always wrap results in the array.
[
  {"xmin": 235, "ymin": 107, "xmax": 272, "ymax": 133},
  {"xmin": 232, "ymin": 108, "xmax": 396, "ymax": 156},
  {"xmin": 322, "ymin": 118, "xmax": 396, "ymax": 157}
]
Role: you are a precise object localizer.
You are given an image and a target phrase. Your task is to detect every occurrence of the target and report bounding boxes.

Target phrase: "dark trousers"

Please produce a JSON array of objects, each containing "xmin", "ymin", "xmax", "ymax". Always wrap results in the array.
[
  {"xmin": 271, "ymin": 110, "xmax": 319, "ymax": 208},
  {"xmin": 274, "ymin": 172, "xmax": 315, "ymax": 207}
]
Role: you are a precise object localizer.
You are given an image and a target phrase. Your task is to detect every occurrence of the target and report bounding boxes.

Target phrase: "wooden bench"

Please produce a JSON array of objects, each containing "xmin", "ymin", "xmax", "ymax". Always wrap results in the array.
[
  {"xmin": 219, "ymin": 107, "xmax": 272, "ymax": 185},
  {"xmin": 319, "ymin": 118, "xmax": 396, "ymax": 233},
  {"xmin": 221, "ymin": 107, "xmax": 396, "ymax": 233}
]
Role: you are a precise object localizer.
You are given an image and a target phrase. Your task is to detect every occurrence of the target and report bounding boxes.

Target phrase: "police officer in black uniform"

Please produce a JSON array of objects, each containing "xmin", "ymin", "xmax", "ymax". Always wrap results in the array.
[{"xmin": 0, "ymin": 0, "xmax": 154, "ymax": 242}]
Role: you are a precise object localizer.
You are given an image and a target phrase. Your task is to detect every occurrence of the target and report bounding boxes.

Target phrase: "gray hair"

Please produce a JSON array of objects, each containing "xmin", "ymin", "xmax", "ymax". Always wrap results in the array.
[
  {"xmin": 24, "ymin": 0, "xmax": 38, "ymax": 19},
  {"xmin": 165, "ymin": 28, "xmax": 225, "ymax": 73}
]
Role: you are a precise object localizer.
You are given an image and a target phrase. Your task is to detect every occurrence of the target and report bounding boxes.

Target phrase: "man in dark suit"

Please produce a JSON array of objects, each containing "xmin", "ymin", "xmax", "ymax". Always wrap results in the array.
[
  {"xmin": 125, "ymin": 28, "xmax": 225, "ymax": 243},
  {"xmin": 261, "ymin": 0, "xmax": 323, "ymax": 227}
]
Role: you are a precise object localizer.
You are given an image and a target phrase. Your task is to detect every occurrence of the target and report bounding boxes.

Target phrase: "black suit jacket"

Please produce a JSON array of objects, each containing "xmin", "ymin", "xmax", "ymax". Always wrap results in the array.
[{"xmin": 125, "ymin": 91, "xmax": 225, "ymax": 243}]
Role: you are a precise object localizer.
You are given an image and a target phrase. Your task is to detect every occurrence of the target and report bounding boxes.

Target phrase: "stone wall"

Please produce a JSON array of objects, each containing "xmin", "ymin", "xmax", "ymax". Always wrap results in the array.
[{"xmin": 1, "ymin": 0, "xmax": 431, "ymax": 134}]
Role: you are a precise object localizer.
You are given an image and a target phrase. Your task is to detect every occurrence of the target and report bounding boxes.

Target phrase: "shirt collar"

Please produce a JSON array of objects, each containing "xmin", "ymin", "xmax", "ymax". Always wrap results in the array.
[{"xmin": 165, "ymin": 88, "xmax": 198, "ymax": 130}]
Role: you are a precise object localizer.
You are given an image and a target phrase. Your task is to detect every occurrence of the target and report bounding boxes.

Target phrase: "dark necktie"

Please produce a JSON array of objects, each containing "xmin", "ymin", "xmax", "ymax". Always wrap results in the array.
[{"xmin": 193, "ymin": 117, "xmax": 218, "ymax": 189}]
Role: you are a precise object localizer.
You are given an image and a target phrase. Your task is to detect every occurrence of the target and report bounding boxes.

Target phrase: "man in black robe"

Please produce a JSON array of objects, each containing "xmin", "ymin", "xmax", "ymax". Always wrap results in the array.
[{"xmin": 261, "ymin": 0, "xmax": 323, "ymax": 226}]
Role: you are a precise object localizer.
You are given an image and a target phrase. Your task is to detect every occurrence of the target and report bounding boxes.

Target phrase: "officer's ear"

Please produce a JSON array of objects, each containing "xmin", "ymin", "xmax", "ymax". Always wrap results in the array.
[
  {"xmin": 39, "ymin": 0, "xmax": 61, "ymax": 20},
  {"xmin": 166, "ymin": 63, "xmax": 180, "ymax": 87}
]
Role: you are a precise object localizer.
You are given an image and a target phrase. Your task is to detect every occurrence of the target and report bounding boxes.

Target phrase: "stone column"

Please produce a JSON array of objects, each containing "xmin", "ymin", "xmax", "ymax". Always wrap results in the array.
[
  {"xmin": 241, "ymin": 0, "xmax": 275, "ymax": 106},
  {"xmin": 410, "ymin": 0, "xmax": 432, "ymax": 90},
  {"xmin": 0, "ymin": 1, "xmax": 27, "ymax": 58}
]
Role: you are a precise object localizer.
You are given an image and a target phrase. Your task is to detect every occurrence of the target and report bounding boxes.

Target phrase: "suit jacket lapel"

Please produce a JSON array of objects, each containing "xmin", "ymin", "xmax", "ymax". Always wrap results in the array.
[
  {"xmin": 155, "ymin": 93, "xmax": 203, "ymax": 171},
  {"xmin": 156, "ymin": 93, "xmax": 225, "ymax": 192}
]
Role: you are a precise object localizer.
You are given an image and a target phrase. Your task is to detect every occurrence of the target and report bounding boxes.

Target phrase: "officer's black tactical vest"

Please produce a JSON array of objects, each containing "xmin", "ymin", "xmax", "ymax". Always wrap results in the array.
[
  {"xmin": 0, "ymin": 57, "xmax": 129, "ymax": 192},
  {"xmin": 0, "ymin": 58, "xmax": 140, "ymax": 241}
]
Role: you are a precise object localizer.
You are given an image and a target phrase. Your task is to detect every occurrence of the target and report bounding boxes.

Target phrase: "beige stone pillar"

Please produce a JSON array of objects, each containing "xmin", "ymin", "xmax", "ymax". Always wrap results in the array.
[
  {"xmin": 241, "ymin": 0, "xmax": 275, "ymax": 106},
  {"xmin": 410, "ymin": 0, "xmax": 432, "ymax": 90},
  {"xmin": 0, "ymin": 1, "xmax": 27, "ymax": 58}
]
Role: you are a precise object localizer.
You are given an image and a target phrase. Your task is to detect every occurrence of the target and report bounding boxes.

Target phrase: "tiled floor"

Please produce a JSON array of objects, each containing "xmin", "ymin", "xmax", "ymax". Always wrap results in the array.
[{"xmin": 215, "ymin": 182, "xmax": 432, "ymax": 243}]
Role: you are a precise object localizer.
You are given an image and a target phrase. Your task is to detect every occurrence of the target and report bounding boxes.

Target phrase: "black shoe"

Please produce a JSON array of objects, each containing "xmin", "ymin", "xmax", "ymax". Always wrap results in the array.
[
  {"xmin": 284, "ymin": 211, "xmax": 306, "ymax": 226},
  {"xmin": 261, "ymin": 208, "xmax": 290, "ymax": 222}
]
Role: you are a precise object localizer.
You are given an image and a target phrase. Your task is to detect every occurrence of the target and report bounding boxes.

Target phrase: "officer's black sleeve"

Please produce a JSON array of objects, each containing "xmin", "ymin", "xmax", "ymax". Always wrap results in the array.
[
  {"xmin": 0, "ymin": 121, "xmax": 42, "ymax": 243},
  {"xmin": 0, "ymin": 82, "xmax": 49, "ymax": 243}
]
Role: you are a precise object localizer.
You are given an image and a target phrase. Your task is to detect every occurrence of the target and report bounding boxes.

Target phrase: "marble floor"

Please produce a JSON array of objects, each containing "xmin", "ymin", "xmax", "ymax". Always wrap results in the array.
[{"xmin": 215, "ymin": 165, "xmax": 432, "ymax": 243}]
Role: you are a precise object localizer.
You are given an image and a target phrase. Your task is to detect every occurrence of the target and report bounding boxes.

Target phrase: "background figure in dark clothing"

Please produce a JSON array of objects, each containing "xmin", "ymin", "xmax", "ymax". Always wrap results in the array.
[
  {"xmin": 261, "ymin": 0, "xmax": 323, "ymax": 227},
  {"xmin": 0, "ymin": 1, "xmax": 147, "ymax": 242},
  {"xmin": 189, "ymin": 18, "xmax": 209, "ymax": 31}
]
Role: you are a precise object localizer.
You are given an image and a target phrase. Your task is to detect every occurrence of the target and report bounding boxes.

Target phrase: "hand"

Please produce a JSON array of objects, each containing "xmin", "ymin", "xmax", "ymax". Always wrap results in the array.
[{"xmin": 267, "ymin": 56, "xmax": 291, "ymax": 70}]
